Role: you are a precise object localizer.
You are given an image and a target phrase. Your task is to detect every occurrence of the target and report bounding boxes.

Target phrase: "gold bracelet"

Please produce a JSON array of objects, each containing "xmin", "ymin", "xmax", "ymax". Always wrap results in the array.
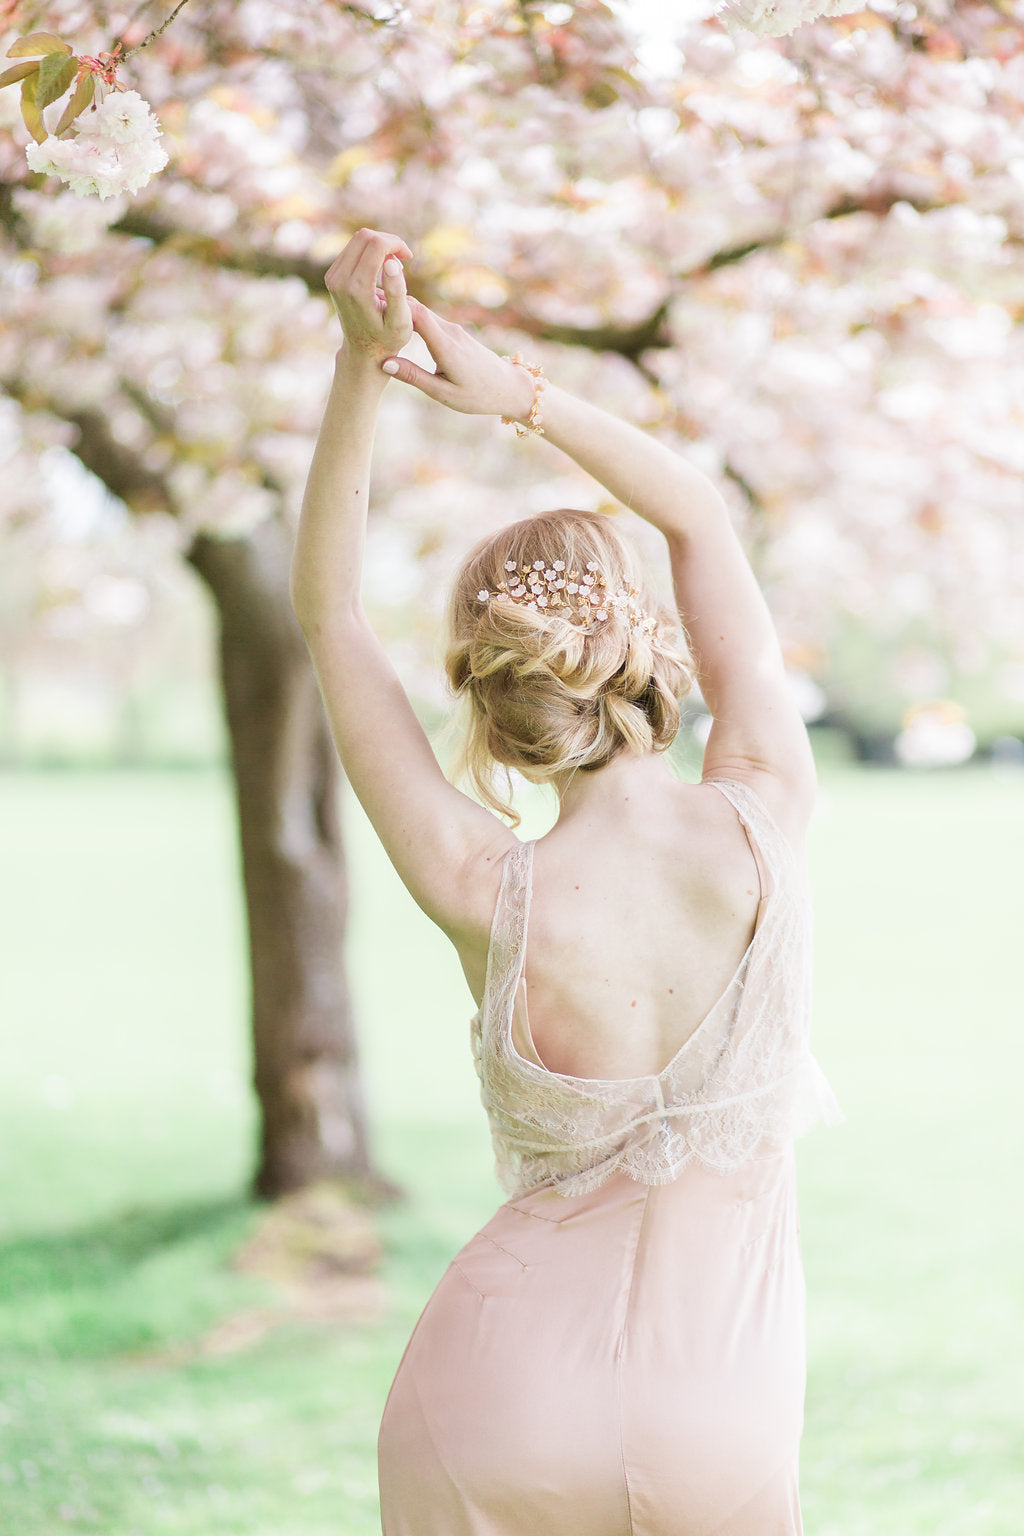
[{"xmin": 501, "ymin": 353, "xmax": 545, "ymax": 437}]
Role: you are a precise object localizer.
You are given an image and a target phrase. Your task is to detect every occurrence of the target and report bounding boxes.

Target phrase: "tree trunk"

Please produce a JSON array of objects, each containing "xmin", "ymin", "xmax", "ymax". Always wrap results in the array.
[{"xmin": 187, "ymin": 516, "xmax": 380, "ymax": 1199}]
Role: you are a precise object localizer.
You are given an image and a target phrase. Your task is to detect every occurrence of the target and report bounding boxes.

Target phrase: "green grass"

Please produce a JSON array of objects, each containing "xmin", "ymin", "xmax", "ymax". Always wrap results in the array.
[{"xmin": 0, "ymin": 764, "xmax": 1022, "ymax": 1534}]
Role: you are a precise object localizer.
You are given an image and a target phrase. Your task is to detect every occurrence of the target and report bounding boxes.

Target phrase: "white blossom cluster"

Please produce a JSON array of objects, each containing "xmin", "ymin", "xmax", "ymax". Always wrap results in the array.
[
  {"xmin": 25, "ymin": 90, "xmax": 168, "ymax": 200},
  {"xmin": 720, "ymin": 0, "xmax": 864, "ymax": 37},
  {"xmin": 12, "ymin": 187, "xmax": 126, "ymax": 254}
]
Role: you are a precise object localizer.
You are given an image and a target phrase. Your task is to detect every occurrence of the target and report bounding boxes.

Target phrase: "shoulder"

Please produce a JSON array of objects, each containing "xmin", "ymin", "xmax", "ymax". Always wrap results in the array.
[
  {"xmin": 699, "ymin": 763, "xmax": 816, "ymax": 855},
  {"xmin": 424, "ymin": 823, "xmax": 518, "ymax": 934},
  {"xmin": 429, "ymin": 825, "xmax": 528, "ymax": 1005}
]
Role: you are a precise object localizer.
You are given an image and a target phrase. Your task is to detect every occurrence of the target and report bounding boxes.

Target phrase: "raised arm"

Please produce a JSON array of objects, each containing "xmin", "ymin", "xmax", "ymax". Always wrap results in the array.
[
  {"xmin": 289, "ymin": 231, "xmax": 515, "ymax": 939},
  {"xmin": 383, "ymin": 302, "xmax": 817, "ymax": 835}
]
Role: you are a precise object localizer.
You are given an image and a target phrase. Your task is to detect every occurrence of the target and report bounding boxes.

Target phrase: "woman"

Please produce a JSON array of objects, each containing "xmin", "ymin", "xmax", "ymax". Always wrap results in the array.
[{"xmin": 290, "ymin": 228, "xmax": 840, "ymax": 1536}]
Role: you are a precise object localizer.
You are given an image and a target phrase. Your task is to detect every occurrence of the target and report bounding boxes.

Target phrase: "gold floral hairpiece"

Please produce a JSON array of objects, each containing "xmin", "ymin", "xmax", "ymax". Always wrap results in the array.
[{"xmin": 476, "ymin": 559, "xmax": 658, "ymax": 635}]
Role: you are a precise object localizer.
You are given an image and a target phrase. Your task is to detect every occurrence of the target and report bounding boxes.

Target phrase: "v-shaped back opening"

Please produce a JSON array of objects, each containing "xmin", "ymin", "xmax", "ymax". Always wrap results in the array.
[{"xmin": 493, "ymin": 778, "xmax": 779, "ymax": 1086}]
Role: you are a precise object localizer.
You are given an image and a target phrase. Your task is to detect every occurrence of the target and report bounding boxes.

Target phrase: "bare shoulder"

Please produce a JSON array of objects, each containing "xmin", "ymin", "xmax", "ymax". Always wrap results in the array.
[
  {"xmin": 430, "ymin": 820, "xmax": 522, "ymax": 996},
  {"xmin": 698, "ymin": 761, "xmax": 817, "ymax": 852},
  {"xmin": 429, "ymin": 821, "xmax": 519, "ymax": 937}
]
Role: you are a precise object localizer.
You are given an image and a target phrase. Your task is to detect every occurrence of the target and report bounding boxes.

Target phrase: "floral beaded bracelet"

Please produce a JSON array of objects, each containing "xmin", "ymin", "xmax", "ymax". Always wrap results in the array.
[{"xmin": 501, "ymin": 353, "xmax": 545, "ymax": 437}]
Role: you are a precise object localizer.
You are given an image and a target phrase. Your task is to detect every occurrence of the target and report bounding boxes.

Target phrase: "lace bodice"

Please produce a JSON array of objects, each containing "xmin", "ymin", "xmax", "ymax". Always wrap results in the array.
[{"xmin": 470, "ymin": 777, "xmax": 841, "ymax": 1198}]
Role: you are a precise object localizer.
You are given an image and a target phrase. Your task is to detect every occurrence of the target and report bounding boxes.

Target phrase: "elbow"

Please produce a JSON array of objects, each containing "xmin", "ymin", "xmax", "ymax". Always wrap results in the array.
[
  {"xmin": 660, "ymin": 489, "xmax": 730, "ymax": 554},
  {"xmin": 290, "ymin": 584, "xmax": 368, "ymax": 645},
  {"xmin": 289, "ymin": 575, "xmax": 315, "ymax": 634},
  {"xmin": 289, "ymin": 565, "xmax": 330, "ymax": 634}
]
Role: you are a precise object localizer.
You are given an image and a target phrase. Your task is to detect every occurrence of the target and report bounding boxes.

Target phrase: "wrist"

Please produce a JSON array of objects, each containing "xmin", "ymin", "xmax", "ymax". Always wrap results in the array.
[
  {"xmin": 335, "ymin": 342, "xmax": 391, "ymax": 388},
  {"xmin": 508, "ymin": 364, "xmax": 538, "ymax": 423},
  {"xmin": 502, "ymin": 354, "xmax": 546, "ymax": 436}
]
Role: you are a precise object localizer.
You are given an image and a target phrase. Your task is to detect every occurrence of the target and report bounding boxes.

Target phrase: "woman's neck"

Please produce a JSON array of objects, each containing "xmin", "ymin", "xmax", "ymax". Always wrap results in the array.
[{"xmin": 552, "ymin": 750, "xmax": 678, "ymax": 829}]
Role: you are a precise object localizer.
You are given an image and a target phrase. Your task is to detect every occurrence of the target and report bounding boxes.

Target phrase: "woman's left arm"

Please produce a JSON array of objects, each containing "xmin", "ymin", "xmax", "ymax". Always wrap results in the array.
[{"xmin": 290, "ymin": 230, "xmax": 514, "ymax": 933}]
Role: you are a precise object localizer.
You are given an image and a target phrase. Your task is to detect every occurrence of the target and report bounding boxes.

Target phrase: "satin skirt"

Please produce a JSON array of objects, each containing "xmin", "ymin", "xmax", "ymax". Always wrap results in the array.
[{"xmin": 378, "ymin": 1149, "xmax": 805, "ymax": 1536}]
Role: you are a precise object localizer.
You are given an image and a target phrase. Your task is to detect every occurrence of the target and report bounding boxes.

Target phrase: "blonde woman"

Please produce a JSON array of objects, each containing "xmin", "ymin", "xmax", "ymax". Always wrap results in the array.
[{"xmin": 290, "ymin": 228, "xmax": 839, "ymax": 1536}]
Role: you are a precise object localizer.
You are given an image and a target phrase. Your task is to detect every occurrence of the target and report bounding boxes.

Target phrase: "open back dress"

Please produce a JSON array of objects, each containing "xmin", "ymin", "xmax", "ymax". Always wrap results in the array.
[{"xmin": 377, "ymin": 778, "xmax": 840, "ymax": 1536}]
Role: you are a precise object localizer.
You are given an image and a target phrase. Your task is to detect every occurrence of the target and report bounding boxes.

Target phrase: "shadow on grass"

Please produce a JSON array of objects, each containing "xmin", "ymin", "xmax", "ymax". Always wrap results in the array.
[
  {"xmin": 0, "ymin": 1195, "xmax": 251, "ymax": 1296},
  {"xmin": 0, "ymin": 1195, "xmax": 262, "ymax": 1358}
]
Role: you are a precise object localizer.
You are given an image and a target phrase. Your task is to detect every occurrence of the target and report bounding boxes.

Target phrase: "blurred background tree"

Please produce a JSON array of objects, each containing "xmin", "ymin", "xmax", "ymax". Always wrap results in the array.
[{"xmin": 2, "ymin": 0, "xmax": 1023, "ymax": 1196}]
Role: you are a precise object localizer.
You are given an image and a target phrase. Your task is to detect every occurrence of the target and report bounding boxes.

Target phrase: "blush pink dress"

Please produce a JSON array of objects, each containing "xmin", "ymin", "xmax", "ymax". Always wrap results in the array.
[{"xmin": 378, "ymin": 778, "xmax": 840, "ymax": 1536}]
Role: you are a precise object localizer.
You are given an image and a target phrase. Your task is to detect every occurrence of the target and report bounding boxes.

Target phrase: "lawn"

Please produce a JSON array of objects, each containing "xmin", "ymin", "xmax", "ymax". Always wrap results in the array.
[{"xmin": 0, "ymin": 762, "xmax": 1021, "ymax": 1535}]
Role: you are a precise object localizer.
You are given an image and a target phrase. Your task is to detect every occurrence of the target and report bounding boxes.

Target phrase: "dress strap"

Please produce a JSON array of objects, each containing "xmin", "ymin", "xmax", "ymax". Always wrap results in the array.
[
  {"xmin": 704, "ymin": 777, "xmax": 797, "ymax": 893},
  {"xmin": 481, "ymin": 838, "xmax": 535, "ymax": 1041}
]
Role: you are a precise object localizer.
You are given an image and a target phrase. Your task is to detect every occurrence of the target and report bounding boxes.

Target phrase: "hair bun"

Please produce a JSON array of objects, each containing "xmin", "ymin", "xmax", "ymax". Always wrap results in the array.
[{"xmin": 446, "ymin": 508, "xmax": 693, "ymax": 823}]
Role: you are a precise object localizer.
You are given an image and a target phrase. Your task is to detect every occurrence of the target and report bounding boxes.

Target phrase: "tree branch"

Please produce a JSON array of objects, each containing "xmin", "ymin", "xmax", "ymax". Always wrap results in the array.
[
  {"xmin": 459, "ymin": 298, "xmax": 675, "ymax": 362},
  {"xmin": 0, "ymin": 174, "xmax": 951, "ymax": 405},
  {"xmin": 721, "ymin": 458, "xmax": 764, "ymax": 513},
  {"xmin": 62, "ymin": 405, "xmax": 174, "ymax": 513},
  {"xmin": 109, "ymin": 206, "xmax": 332, "ymax": 289},
  {"xmin": 120, "ymin": 0, "xmax": 195, "ymax": 59},
  {"xmin": 3, "ymin": 372, "xmax": 176, "ymax": 515},
  {"xmin": 106, "ymin": 184, "xmax": 939, "ymax": 360},
  {"xmin": 703, "ymin": 188, "xmax": 937, "ymax": 275}
]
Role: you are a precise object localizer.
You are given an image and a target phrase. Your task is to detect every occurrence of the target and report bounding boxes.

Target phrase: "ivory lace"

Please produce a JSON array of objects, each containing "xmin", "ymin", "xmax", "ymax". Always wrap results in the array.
[{"xmin": 470, "ymin": 778, "xmax": 841, "ymax": 1198}]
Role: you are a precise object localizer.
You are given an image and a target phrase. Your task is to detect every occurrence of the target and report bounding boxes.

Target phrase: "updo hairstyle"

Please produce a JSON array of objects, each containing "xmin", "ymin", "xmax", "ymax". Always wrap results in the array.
[{"xmin": 445, "ymin": 508, "xmax": 693, "ymax": 822}]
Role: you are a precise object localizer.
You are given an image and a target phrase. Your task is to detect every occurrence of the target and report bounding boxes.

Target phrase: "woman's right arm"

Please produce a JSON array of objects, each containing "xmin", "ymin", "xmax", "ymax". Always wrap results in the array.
[{"xmin": 385, "ymin": 305, "xmax": 817, "ymax": 833}]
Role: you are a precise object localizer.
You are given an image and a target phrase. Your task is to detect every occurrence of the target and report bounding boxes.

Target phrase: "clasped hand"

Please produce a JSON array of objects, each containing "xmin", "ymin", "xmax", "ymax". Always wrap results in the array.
[{"xmin": 325, "ymin": 228, "xmax": 535, "ymax": 423}]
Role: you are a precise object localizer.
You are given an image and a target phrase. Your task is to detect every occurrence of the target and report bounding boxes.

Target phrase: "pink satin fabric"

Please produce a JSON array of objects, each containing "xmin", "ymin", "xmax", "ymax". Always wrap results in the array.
[{"xmin": 378, "ymin": 1146, "xmax": 805, "ymax": 1535}]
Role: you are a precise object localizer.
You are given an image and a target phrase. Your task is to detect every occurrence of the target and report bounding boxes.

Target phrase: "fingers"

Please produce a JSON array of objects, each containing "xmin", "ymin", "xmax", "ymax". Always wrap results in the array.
[
  {"xmin": 380, "ymin": 354, "xmax": 453, "ymax": 404},
  {"xmin": 406, "ymin": 299, "xmax": 468, "ymax": 380},
  {"xmin": 381, "ymin": 297, "xmax": 463, "ymax": 401},
  {"xmin": 347, "ymin": 227, "xmax": 413, "ymax": 267},
  {"xmin": 368, "ymin": 228, "xmax": 413, "ymax": 261},
  {"xmin": 349, "ymin": 229, "xmax": 413, "ymax": 295},
  {"xmin": 381, "ymin": 255, "xmax": 411, "ymax": 335},
  {"xmin": 408, "ymin": 296, "xmax": 458, "ymax": 349},
  {"xmin": 327, "ymin": 228, "xmax": 413, "ymax": 296}
]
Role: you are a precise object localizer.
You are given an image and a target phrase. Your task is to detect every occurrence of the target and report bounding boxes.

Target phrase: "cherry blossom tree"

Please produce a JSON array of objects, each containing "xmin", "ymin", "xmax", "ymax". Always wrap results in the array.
[{"xmin": 3, "ymin": 0, "xmax": 1023, "ymax": 1190}]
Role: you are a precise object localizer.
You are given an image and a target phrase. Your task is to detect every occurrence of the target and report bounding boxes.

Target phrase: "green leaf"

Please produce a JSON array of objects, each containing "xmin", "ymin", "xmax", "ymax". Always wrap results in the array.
[
  {"xmin": 7, "ymin": 32, "xmax": 73, "ymax": 58},
  {"xmin": 34, "ymin": 52, "xmax": 77, "ymax": 109},
  {"xmin": 54, "ymin": 71, "xmax": 95, "ymax": 138},
  {"xmin": 0, "ymin": 60, "xmax": 39, "ymax": 89},
  {"xmin": 582, "ymin": 79, "xmax": 619, "ymax": 110},
  {"xmin": 20, "ymin": 71, "xmax": 46, "ymax": 144}
]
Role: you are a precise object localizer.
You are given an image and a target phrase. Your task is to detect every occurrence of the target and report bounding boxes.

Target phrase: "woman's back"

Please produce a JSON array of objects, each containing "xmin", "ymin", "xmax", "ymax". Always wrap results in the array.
[
  {"xmin": 518, "ymin": 761, "xmax": 768, "ymax": 1081},
  {"xmin": 469, "ymin": 772, "xmax": 834, "ymax": 1203}
]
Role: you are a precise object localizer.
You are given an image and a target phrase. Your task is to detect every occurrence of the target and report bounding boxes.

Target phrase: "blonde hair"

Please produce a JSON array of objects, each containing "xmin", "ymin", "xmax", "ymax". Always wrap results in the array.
[{"xmin": 445, "ymin": 509, "xmax": 693, "ymax": 823}]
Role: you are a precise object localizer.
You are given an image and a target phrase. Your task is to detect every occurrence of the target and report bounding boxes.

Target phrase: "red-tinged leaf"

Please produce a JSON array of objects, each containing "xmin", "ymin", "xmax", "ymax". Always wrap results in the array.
[
  {"xmin": 35, "ymin": 52, "xmax": 76, "ymax": 109},
  {"xmin": 54, "ymin": 70, "xmax": 94, "ymax": 137},
  {"xmin": 0, "ymin": 60, "xmax": 39, "ymax": 88},
  {"xmin": 20, "ymin": 71, "xmax": 46, "ymax": 143},
  {"xmin": 7, "ymin": 32, "xmax": 73, "ymax": 58}
]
